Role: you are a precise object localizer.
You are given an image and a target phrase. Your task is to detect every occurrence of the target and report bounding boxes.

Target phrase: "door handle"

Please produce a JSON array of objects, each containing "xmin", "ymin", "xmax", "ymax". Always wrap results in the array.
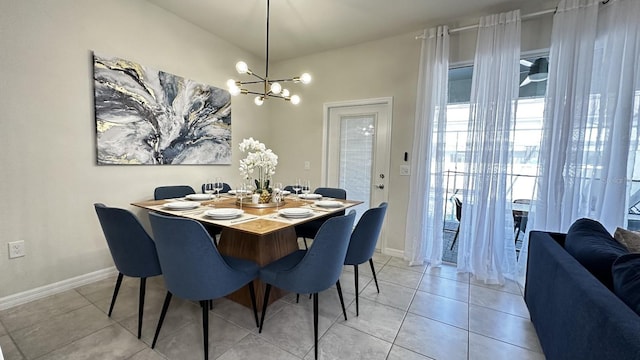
[{"xmin": 376, "ymin": 184, "xmax": 385, "ymax": 189}]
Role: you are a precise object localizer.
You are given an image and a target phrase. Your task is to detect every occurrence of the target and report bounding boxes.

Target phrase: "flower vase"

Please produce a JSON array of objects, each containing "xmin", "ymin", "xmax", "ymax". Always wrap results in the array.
[
  {"xmin": 258, "ymin": 189, "xmax": 272, "ymax": 204},
  {"xmin": 254, "ymin": 178, "xmax": 272, "ymax": 203}
]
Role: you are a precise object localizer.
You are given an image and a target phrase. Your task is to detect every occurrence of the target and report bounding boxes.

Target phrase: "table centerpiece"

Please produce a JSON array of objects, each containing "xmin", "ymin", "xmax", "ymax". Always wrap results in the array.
[{"xmin": 239, "ymin": 137, "xmax": 278, "ymax": 204}]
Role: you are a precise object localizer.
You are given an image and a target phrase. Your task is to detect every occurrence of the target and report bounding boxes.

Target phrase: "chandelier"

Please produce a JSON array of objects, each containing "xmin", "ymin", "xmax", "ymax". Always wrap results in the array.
[{"xmin": 226, "ymin": 0, "xmax": 311, "ymax": 106}]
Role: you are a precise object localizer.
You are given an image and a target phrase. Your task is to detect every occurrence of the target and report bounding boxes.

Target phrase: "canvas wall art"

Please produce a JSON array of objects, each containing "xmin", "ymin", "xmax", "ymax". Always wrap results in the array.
[{"xmin": 93, "ymin": 52, "xmax": 231, "ymax": 165}]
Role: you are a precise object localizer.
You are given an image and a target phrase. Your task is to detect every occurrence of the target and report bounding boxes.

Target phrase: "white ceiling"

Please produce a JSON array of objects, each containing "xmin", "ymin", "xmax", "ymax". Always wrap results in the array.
[{"xmin": 146, "ymin": 0, "xmax": 532, "ymax": 62}]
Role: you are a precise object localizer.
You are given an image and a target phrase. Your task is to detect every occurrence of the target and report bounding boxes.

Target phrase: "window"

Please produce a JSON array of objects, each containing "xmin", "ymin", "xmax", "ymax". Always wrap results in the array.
[
  {"xmin": 442, "ymin": 56, "xmax": 548, "ymax": 262},
  {"xmin": 444, "ymin": 56, "xmax": 547, "ymax": 210}
]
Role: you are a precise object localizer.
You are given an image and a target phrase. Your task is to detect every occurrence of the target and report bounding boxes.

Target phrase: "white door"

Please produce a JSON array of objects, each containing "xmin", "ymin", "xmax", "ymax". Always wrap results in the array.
[{"xmin": 322, "ymin": 97, "xmax": 392, "ymax": 251}]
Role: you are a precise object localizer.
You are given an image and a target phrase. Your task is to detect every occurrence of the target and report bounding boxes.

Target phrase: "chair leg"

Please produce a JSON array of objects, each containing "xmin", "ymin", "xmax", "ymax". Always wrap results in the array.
[
  {"xmin": 296, "ymin": 294, "xmax": 300, "ymax": 303},
  {"xmin": 450, "ymin": 224, "xmax": 460, "ymax": 250},
  {"xmin": 137, "ymin": 277, "xmax": 147, "ymax": 339},
  {"xmin": 152, "ymin": 291, "xmax": 173, "ymax": 348},
  {"xmin": 200, "ymin": 300, "xmax": 209, "ymax": 360},
  {"xmin": 108, "ymin": 273, "xmax": 124, "ymax": 317},
  {"xmin": 259, "ymin": 284, "xmax": 272, "ymax": 333},
  {"xmin": 313, "ymin": 292, "xmax": 319, "ymax": 360},
  {"xmin": 248, "ymin": 281, "xmax": 259, "ymax": 328},
  {"xmin": 336, "ymin": 280, "xmax": 347, "ymax": 321},
  {"xmin": 354, "ymin": 265, "xmax": 359, "ymax": 317},
  {"xmin": 303, "ymin": 238, "xmax": 309, "ymax": 250},
  {"xmin": 369, "ymin": 258, "xmax": 380, "ymax": 293}
]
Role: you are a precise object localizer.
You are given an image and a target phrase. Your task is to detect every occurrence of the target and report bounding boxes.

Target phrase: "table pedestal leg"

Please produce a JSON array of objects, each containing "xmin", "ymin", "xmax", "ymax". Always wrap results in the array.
[{"xmin": 217, "ymin": 227, "xmax": 299, "ymax": 310}]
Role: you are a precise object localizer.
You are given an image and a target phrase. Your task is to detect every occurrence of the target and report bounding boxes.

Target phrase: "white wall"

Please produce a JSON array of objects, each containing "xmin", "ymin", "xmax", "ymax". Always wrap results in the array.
[
  {"xmin": 0, "ymin": 0, "xmax": 268, "ymax": 297},
  {"xmin": 0, "ymin": 0, "xmax": 553, "ymax": 300}
]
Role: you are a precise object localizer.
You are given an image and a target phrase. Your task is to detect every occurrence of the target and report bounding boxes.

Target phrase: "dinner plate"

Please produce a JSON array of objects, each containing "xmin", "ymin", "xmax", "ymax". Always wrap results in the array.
[
  {"xmin": 204, "ymin": 208, "xmax": 244, "ymax": 219},
  {"xmin": 281, "ymin": 190, "xmax": 291, "ymax": 196},
  {"xmin": 164, "ymin": 201, "xmax": 200, "ymax": 210},
  {"xmin": 186, "ymin": 194, "xmax": 214, "ymax": 201},
  {"xmin": 299, "ymin": 193, "xmax": 322, "ymax": 199},
  {"xmin": 278, "ymin": 207, "xmax": 313, "ymax": 218},
  {"xmin": 314, "ymin": 200, "xmax": 343, "ymax": 208},
  {"xmin": 228, "ymin": 189, "xmax": 253, "ymax": 195}
]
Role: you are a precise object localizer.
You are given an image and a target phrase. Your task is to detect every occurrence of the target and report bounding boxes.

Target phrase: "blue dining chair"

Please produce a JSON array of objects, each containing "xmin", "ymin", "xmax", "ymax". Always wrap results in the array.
[
  {"xmin": 259, "ymin": 211, "xmax": 356, "ymax": 360},
  {"xmin": 148, "ymin": 212, "xmax": 259, "ymax": 360},
  {"xmin": 295, "ymin": 187, "xmax": 347, "ymax": 249},
  {"xmin": 344, "ymin": 202, "xmax": 388, "ymax": 316},
  {"xmin": 153, "ymin": 185, "xmax": 196, "ymax": 200},
  {"xmin": 93, "ymin": 203, "xmax": 162, "ymax": 339},
  {"xmin": 201, "ymin": 183, "xmax": 232, "ymax": 194}
]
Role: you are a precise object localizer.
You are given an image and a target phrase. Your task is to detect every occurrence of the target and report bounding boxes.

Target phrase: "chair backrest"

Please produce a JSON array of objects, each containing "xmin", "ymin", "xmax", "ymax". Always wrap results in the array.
[
  {"xmin": 201, "ymin": 183, "xmax": 231, "ymax": 194},
  {"xmin": 345, "ymin": 203, "xmax": 388, "ymax": 265},
  {"xmin": 454, "ymin": 197, "xmax": 462, "ymax": 221},
  {"xmin": 512, "ymin": 198, "xmax": 530, "ymax": 218},
  {"xmin": 154, "ymin": 185, "xmax": 195, "ymax": 200},
  {"xmin": 94, "ymin": 203, "xmax": 162, "ymax": 278},
  {"xmin": 276, "ymin": 211, "xmax": 356, "ymax": 294},
  {"xmin": 314, "ymin": 187, "xmax": 347, "ymax": 199},
  {"xmin": 283, "ymin": 185, "xmax": 295, "ymax": 193},
  {"xmin": 148, "ymin": 212, "xmax": 255, "ymax": 300}
]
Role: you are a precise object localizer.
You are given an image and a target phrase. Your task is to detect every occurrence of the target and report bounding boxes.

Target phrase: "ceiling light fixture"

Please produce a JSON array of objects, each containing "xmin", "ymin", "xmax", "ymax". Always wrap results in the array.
[
  {"xmin": 227, "ymin": 0, "xmax": 311, "ymax": 106},
  {"xmin": 520, "ymin": 57, "xmax": 549, "ymax": 87}
]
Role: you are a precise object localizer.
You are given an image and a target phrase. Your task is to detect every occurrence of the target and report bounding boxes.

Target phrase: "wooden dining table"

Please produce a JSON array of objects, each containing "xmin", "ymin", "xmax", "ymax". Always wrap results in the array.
[{"xmin": 132, "ymin": 194, "xmax": 362, "ymax": 310}]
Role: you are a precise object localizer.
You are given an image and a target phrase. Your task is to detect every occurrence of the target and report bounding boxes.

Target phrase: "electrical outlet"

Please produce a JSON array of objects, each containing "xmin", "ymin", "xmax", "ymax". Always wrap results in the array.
[
  {"xmin": 304, "ymin": 161, "xmax": 310, "ymax": 170},
  {"xmin": 400, "ymin": 165, "xmax": 411, "ymax": 176},
  {"xmin": 8, "ymin": 240, "xmax": 25, "ymax": 259}
]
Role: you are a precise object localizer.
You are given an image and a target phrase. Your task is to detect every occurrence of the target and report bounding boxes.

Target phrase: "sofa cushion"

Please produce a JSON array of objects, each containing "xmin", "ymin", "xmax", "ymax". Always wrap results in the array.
[
  {"xmin": 612, "ymin": 253, "xmax": 640, "ymax": 315},
  {"xmin": 614, "ymin": 227, "xmax": 640, "ymax": 253},
  {"xmin": 565, "ymin": 218, "xmax": 628, "ymax": 289}
]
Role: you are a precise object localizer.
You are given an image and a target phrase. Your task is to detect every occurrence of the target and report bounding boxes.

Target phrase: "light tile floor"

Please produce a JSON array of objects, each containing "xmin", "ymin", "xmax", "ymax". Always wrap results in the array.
[{"xmin": 0, "ymin": 254, "xmax": 545, "ymax": 359}]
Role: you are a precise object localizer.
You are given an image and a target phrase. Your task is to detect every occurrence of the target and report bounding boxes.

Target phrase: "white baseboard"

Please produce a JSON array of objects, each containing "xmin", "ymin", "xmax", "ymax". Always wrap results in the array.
[
  {"xmin": 382, "ymin": 248, "xmax": 404, "ymax": 258},
  {"xmin": 0, "ymin": 267, "xmax": 117, "ymax": 311}
]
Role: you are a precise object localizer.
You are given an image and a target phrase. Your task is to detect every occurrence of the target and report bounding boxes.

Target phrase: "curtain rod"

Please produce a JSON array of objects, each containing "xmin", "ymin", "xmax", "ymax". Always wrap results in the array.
[
  {"xmin": 450, "ymin": 8, "xmax": 556, "ymax": 34},
  {"xmin": 417, "ymin": 0, "xmax": 612, "ymax": 39},
  {"xmin": 416, "ymin": 8, "xmax": 555, "ymax": 39}
]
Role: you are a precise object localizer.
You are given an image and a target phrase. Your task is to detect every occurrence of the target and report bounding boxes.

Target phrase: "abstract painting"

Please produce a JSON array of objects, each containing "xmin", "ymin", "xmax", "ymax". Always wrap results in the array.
[{"xmin": 93, "ymin": 52, "xmax": 231, "ymax": 165}]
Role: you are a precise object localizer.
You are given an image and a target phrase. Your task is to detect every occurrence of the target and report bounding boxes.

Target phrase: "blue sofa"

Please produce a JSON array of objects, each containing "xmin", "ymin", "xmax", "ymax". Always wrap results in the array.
[{"xmin": 525, "ymin": 230, "xmax": 640, "ymax": 360}]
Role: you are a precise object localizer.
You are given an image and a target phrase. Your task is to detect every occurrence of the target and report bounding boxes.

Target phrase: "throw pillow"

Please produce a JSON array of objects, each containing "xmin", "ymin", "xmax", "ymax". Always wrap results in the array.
[
  {"xmin": 614, "ymin": 227, "xmax": 640, "ymax": 253},
  {"xmin": 565, "ymin": 218, "xmax": 629, "ymax": 289},
  {"xmin": 612, "ymin": 253, "xmax": 640, "ymax": 315}
]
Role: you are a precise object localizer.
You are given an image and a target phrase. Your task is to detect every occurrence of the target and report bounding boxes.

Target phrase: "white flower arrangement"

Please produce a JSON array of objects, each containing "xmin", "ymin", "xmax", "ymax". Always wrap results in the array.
[{"xmin": 238, "ymin": 137, "xmax": 278, "ymax": 191}]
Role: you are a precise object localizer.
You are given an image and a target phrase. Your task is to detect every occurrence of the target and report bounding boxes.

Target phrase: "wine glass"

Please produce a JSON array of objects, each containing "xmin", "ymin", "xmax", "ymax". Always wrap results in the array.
[
  {"xmin": 204, "ymin": 181, "xmax": 215, "ymax": 198},
  {"xmin": 302, "ymin": 180, "xmax": 311, "ymax": 197},
  {"xmin": 273, "ymin": 182, "xmax": 283, "ymax": 211},
  {"xmin": 236, "ymin": 183, "xmax": 247, "ymax": 210},
  {"xmin": 292, "ymin": 178, "xmax": 302, "ymax": 198},
  {"xmin": 214, "ymin": 177, "xmax": 224, "ymax": 200}
]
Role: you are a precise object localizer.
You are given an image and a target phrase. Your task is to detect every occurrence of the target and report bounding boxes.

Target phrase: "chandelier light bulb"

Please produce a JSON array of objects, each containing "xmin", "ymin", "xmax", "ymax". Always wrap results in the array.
[
  {"xmin": 235, "ymin": 61, "xmax": 249, "ymax": 74},
  {"xmin": 229, "ymin": 86, "xmax": 241, "ymax": 96},
  {"xmin": 290, "ymin": 95, "xmax": 301, "ymax": 105},
  {"xmin": 270, "ymin": 82, "xmax": 282, "ymax": 94},
  {"xmin": 281, "ymin": 89, "xmax": 290, "ymax": 97},
  {"xmin": 254, "ymin": 96, "xmax": 264, "ymax": 106},
  {"xmin": 226, "ymin": 79, "xmax": 238, "ymax": 88},
  {"xmin": 300, "ymin": 73, "xmax": 312, "ymax": 84}
]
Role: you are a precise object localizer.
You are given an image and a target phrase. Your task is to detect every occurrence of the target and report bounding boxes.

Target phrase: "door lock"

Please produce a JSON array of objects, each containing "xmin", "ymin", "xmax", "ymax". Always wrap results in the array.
[{"xmin": 376, "ymin": 184, "xmax": 385, "ymax": 189}]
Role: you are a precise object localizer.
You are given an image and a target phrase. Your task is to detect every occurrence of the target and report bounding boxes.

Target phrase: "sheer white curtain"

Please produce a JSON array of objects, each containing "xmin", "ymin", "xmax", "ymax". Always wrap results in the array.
[
  {"xmin": 456, "ymin": 10, "xmax": 521, "ymax": 284},
  {"xmin": 531, "ymin": 0, "xmax": 640, "ymax": 232},
  {"xmin": 518, "ymin": 0, "xmax": 640, "ymax": 283},
  {"xmin": 404, "ymin": 26, "xmax": 449, "ymax": 266}
]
